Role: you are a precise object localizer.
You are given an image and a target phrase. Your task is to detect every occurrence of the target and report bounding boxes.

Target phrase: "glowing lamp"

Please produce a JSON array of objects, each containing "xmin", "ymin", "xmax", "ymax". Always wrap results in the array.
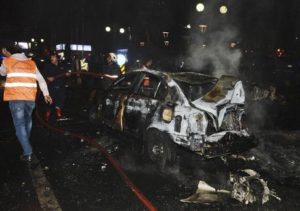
[{"xmin": 196, "ymin": 3, "xmax": 205, "ymax": 12}]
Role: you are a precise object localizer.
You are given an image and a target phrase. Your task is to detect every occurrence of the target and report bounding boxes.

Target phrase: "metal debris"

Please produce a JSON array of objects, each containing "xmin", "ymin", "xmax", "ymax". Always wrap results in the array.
[
  {"xmin": 230, "ymin": 169, "xmax": 281, "ymax": 204},
  {"xmin": 101, "ymin": 163, "xmax": 107, "ymax": 171},
  {"xmin": 230, "ymin": 154, "xmax": 256, "ymax": 161},
  {"xmin": 250, "ymin": 85, "xmax": 285, "ymax": 103},
  {"xmin": 181, "ymin": 169, "xmax": 281, "ymax": 205},
  {"xmin": 180, "ymin": 181, "xmax": 230, "ymax": 204}
]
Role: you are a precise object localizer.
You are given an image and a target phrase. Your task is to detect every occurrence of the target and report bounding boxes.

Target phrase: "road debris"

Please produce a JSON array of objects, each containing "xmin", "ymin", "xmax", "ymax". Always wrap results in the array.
[
  {"xmin": 101, "ymin": 163, "xmax": 108, "ymax": 171},
  {"xmin": 230, "ymin": 169, "xmax": 281, "ymax": 204},
  {"xmin": 181, "ymin": 169, "xmax": 281, "ymax": 205}
]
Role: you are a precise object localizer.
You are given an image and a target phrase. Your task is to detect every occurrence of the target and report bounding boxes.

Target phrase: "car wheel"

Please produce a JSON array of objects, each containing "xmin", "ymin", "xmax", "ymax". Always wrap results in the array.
[
  {"xmin": 89, "ymin": 103, "xmax": 102, "ymax": 124},
  {"xmin": 145, "ymin": 129, "xmax": 176, "ymax": 170}
]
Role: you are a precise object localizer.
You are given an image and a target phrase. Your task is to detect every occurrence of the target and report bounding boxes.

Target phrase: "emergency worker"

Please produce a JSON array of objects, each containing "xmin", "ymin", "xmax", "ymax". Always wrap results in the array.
[
  {"xmin": 43, "ymin": 52, "xmax": 70, "ymax": 120},
  {"xmin": 85, "ymin": 52, "xmax": 120, "ymax": 109},
  {"xmin": 101, "ymin": 52, "xmax": 121, "ymax": 89},
  {"xmin": 0, "ymin": 45, "xmax": 52, "ymax": 162}
]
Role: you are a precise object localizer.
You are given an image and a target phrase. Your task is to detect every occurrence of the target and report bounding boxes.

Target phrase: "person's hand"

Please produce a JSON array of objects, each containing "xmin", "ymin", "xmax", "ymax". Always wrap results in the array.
[
  {"xmin": 44, "ymin": 95, "xmax": 53, "ymax": 104},
  {"xmin": 65, "ymin": 71, "xmax": 71, "ymax": 77},
  {"xmin": 47, "ymin": 77, "xmax": 55, "ymax": 82}
]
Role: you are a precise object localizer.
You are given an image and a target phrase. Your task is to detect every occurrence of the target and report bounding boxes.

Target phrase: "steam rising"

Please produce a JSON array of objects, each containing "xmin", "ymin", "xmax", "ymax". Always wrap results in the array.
[{"xmin": 186, "ymin": 27, "xmax": 242, "ymax": 77}]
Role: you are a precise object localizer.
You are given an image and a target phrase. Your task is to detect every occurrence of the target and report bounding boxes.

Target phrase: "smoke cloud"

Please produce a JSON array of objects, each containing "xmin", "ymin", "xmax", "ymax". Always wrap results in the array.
[{"xmin": 186, "ymin": 26, "xmax": 242, "ymax": 77}]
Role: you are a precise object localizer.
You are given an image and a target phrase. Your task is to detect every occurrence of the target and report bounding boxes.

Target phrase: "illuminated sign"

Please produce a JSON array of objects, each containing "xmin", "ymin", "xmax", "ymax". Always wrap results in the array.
[
  {"xmin": 56, "ymin": 44, "xmax": 66, "ymax": 51},
  {"xmin": 70, "ymin": 44, "xmax": 92, "ymax": 51},
  {"xmin": 16, "ymin": 42, "xmax": 30, "ymax": 49}
]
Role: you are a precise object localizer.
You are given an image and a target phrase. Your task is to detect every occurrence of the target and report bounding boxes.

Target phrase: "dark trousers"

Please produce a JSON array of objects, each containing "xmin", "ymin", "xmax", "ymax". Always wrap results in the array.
[{"xmin": 47, "ymin": 85, "xmax": 65, "ymax": 110}]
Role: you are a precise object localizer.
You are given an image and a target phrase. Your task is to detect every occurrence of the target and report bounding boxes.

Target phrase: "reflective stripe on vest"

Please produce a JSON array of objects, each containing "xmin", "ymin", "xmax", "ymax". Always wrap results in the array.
[
  {"xmin": 5, "ymin": 82, "xmax": 37, "ymax": 87},
  {"xmin": 7, "ymin": 72, "xmax": 37, "ymax": 78},
  {"xmin": 3, "ymin": 58, "xmax": 37, "ymax": 101}
]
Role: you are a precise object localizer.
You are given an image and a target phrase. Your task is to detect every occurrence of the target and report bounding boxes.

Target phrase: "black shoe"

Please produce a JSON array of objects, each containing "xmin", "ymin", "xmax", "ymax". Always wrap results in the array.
[{"xmin": 20, "ymin": 154, "xmax": 32, "ymax": 162}]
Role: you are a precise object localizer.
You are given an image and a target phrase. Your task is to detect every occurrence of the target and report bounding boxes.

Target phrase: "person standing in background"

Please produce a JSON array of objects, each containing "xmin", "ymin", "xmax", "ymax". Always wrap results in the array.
[{"xmin": 43, "ymin": 52, "xmax": 70, "ymax": 121}]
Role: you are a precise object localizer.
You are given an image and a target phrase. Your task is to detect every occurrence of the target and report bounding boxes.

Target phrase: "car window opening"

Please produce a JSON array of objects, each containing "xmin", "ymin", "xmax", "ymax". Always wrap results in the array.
[{"xmin": 176, "ymin": 80, "xmax": 217, "ymax": 101}]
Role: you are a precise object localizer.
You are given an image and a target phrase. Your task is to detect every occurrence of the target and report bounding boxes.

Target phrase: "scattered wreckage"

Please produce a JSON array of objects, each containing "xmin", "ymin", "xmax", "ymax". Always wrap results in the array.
[
  {"xmin": 90, "ymin": 69, "xmax": 256, "ymax": 167},
  {"xmin": 181, "ymin": 169, "xmax": 281, "ymax": 205}
]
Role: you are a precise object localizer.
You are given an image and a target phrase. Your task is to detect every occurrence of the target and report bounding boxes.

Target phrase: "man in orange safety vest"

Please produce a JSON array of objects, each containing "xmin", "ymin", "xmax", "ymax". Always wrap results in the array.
[{"xmin": 0, "ymin": 44, "xmax": 52, "ymax": 162}]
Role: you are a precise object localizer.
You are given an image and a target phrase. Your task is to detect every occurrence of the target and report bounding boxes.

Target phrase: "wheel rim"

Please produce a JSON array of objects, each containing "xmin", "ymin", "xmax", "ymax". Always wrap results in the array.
[
  {"xmin": 152, "ymin": 144, "xmax": 164, "ymax": 156},
  {"xmin": 146, "ymin": 130, "xmax": 175, "ymax": 169},
  {"xmin": 149, "ymin": 140, "xmax": 167, "ymax": 164}
]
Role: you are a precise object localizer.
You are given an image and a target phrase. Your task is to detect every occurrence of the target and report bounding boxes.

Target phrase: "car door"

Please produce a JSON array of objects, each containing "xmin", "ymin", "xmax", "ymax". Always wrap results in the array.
[
  {"xmin": 123, "ymin": 73, "xmax": 168, "ymax": 136},
  {"xmin": 102, "ymin": 72, "xmax": 140, "ymax": 129}
]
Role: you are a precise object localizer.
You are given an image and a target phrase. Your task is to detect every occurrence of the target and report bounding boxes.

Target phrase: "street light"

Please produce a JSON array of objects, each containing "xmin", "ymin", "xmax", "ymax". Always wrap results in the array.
[
  {"xmin": 196, "ymin": 3, "xmax": 205, "ymax": 12},
  {"xmin": 119, "ymin": 28, "xmax": 125, "ymax": 34},
  {"xmin": 105, "ymin": 26, "xmax": 111, "ymax": 32},
  {"xmin": 230, "ymin": 42, "xmax": 237, "ymax": 48},
  {"xmin": 40, "ymin": 38, "xmax": 44, "ymax": 43},
  {"xmin": 185, "ymin": 24, "xmax": 192, "ymax": 29},
  {"xmin": 220, "ymin": 5, "xmax": 228, "ymax": 14},
  {"xmin": 31, "ymin": 38, "xmax": 35, "ymax": 42}
]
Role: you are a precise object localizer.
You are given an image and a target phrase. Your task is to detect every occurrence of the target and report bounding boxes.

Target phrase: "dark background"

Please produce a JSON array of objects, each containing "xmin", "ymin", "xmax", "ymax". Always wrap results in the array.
[{"xmin": 0, "ymin": 0, "xmax": 299, "ymax": 54}]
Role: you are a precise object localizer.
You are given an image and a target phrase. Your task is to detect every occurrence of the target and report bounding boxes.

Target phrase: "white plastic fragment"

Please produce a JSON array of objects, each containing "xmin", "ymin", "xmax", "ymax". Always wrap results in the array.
[{"xmin": 101, "ymin": 163, "xmax": 107, "ymax": 171}]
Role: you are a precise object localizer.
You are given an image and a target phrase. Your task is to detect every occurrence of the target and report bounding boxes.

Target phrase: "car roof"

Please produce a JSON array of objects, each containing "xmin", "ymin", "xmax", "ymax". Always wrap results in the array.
[{"xmin": 131, "ymin": 69, "xmax": 218, "ymax": 85}]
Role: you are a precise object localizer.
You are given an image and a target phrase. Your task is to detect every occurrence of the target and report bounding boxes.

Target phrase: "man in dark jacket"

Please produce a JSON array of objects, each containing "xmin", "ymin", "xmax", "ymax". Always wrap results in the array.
[{"xmin": 43, "ymin": 52, "xmax": 69, "ymax": 120}]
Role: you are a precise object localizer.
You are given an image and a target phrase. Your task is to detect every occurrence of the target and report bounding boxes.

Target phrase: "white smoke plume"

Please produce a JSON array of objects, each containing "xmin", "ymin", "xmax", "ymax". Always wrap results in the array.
[{"xmin": 186, "ymin": 27, "xmax": 242, "ymax": 77}]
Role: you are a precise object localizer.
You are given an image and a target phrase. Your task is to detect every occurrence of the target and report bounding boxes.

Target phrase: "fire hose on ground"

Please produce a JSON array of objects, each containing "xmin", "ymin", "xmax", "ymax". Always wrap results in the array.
[{"xmin": 35, "ymin": 71, "xmax": 157, "ymax": 211}]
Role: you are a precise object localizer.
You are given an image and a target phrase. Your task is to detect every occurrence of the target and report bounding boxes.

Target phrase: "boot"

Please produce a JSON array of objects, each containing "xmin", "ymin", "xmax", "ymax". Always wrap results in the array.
[
  {"xmin": 45, "ymin": 111, "xmax": 51, "ymax": 121},
  {"xmin": 55, "ymin": 107, "xmax": 63, "ymax": 119}
]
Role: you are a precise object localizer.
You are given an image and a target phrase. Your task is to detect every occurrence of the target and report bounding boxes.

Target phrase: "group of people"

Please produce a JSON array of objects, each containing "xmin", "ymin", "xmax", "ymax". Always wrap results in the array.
[
  {"xmin": 0, "ymin": 42, "xmax": 155, "ymax": 163},
  {"xmin": 0, "ymin": 42, "xmax": 124, "ymax": 162}
]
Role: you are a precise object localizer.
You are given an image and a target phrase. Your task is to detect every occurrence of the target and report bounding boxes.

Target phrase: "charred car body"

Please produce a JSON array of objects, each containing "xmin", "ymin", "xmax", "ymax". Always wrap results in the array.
[{"xmin": 90, "ymin": 69, "xmax": 256, "ymax": 166}]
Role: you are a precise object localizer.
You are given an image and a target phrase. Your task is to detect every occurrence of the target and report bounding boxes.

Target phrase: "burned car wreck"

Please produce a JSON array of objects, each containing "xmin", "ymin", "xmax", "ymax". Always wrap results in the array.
[{"xmin": 90, "ymin": 69, "xmax": 256, "ymax": 166}]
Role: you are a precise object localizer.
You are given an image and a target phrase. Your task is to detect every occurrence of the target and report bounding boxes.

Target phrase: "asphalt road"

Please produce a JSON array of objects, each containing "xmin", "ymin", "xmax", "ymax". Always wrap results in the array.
[{"xmin": 1, "ymin": 80, "xmax": 300, "ymax": 210}]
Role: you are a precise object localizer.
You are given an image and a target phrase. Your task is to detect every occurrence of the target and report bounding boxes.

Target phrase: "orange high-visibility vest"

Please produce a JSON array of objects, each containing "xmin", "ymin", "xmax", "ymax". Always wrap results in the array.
[{"xmin": 3, "ymin": 57, "xmax": 37, "ymax": 101}]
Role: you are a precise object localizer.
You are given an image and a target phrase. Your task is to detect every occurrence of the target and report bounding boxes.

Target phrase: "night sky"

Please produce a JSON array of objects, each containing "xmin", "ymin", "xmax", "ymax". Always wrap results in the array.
[{"xmin": 0, "ymin": 0, "xmax": 299, "ymax": 52}]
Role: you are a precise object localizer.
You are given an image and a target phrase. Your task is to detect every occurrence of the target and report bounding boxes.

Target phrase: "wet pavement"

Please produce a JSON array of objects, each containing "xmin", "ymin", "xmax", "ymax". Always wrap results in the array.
[{"xmin": 1, "ymin": 82, "xmax": 300, "ymax": 210}]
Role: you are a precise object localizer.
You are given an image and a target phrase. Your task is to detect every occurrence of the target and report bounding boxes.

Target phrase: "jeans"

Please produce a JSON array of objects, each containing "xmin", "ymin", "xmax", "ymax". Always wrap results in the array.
[{"xmin": 9, "ymin": 100, "xmax": 35, "ymax": 156}]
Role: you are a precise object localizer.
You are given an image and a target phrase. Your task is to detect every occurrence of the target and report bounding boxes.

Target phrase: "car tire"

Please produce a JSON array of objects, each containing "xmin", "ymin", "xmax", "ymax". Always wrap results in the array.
[
  {"xmin": 89, "ymin": 103, "xmax": 102, "ymax": 124},
  {"xmin": 145, "ymin": 128, "xmax": 176, "ymax": 170}
]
